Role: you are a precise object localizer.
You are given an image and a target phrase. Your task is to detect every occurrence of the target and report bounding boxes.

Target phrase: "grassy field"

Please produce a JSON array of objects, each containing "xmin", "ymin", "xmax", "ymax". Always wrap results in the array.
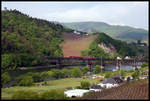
[{"xmin": 1, "ymin": 77, "xmax": 100, "ymax": 99}]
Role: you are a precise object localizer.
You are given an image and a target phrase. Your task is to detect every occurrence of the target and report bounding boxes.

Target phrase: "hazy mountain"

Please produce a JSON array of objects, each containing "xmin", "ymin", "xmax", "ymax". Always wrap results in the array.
[{"xmin": 61, "ymin": 21, "xmax": 148, "ymax": 42}]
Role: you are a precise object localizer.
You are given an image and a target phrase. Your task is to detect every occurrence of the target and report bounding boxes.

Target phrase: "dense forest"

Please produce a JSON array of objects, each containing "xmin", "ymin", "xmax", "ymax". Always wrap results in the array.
[
  {"xmin": 2, "ymin": 9, "xmax": 64, "ymax": 71},
  {"xmin": 81, "ymin": 32, "xmax": 148, "ymax": 58}
]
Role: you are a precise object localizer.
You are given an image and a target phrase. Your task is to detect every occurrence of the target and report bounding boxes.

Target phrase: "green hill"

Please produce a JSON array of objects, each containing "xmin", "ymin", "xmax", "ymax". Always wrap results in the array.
[
  {"xmin": 61, "ymin": 21, "xmax": 148, "ymax": 43},
  {"xmin": 81, "ymin": 32, "xmax": 148, "ymax": 58},
  {"xmin": 2, "ymin": 9, "xmax": 64, "ymax": 71}
]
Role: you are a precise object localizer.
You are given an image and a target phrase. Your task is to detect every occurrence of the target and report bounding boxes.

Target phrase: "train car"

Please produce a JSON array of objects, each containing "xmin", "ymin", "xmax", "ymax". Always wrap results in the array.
[{"xmin": 69, "ymin": 56, "xmax": 95, "ymax": 59}]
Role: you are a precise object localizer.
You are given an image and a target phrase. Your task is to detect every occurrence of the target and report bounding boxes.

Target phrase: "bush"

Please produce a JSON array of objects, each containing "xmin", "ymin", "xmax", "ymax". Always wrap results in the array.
[
  {"xmin": 51, "ymin": 69, "xmax": 61, "ymax": 79},
  {"xmin": 120, "ymin": 69, "xmax": 126, "ymax": 77},
  {"xmin": 2, "ymin": 54, "xmax": 21, "ymax": 70},
  {"xmin": 19, "ymin": 75, "xmax": 34, "ymax": 86},
  {"xmin": 40, "ymin": 90, "xmax": 69, "ymax": 100},
  {"xmin": 32, "ymin": 72, "xmax": 41, "ymax": 82},
  {"xmin": 15, "ymin": 75, "xmax": 34, "ymax": 86},
  {"xmin": 93, "ymin": 65, "xmax": 101, "ymax": 74},
  {"xmin": 141, "ymin": 63, "xmax": 148, "ymax": 68},
  {"xmin": 80, "ymin": 81, "xmax": 91, "ymax": 89},
  {"xmin": 40, "ymin": 72, "xmax": 49, "ymax": 80},
  {"xmin": 47, "ymin": 71, "xmax": 54, "ymax": 78},
  {"xmin": 105, "ymin": 72, "xmax": 111, "ymax": 78},
  {"xmin": 70, "ymin": 67, "xmax": 83, "ymax": 78},
  {"xmin": 12, "ymin": 90, "xmax": 39, "ymax": 100},
  {"xmin": 61, "ymin": 68, "xmax": 70, "ymax": 78},
  {"xmin": 1, "ymin": 72, "xmax": 11, "ymax": 85},
  {"xmin": 82, "ymin": 66, "xmax": 90, "ymax": 74},
  {"xmin": 132, "ymin": 70, "xmax": 140, "ymax": 80}
]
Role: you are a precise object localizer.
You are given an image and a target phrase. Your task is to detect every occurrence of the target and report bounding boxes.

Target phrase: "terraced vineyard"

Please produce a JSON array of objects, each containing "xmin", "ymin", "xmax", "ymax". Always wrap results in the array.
[
  {"xmin": 76, "ymin": 79, "xmax": 149, "ymax": 100},
  {"xmin": 61, "ymin": 33, "xmax": 97, "ymax": 57}
]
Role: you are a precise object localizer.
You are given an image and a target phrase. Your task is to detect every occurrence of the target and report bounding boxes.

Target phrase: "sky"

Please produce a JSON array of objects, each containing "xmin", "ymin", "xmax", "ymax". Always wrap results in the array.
[{"xmin": 1, "ymin": 1, "xmax": 149, "ymax": 30}]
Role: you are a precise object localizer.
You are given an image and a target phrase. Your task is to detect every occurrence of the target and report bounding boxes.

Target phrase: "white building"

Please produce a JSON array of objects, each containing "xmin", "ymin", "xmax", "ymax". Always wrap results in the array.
[
  {"xmin": 117, "ymin": 56, "xmax": 122, "ymax": 60},
  {"xmin": 74, "ymin": 30, "xmax": 77, "ymax": 34},
  {"xmin": 77, "ymin": 32, "xmax": 80, "ymax": 35},
  {"xmin": 98, "ymin": 78, "xmax": 119, "ymax": 89},
  {"xmin": 125, "ymin": 56, "xmax": 130, "ymax": 59},
  {"xmin": 64, "ymin": 89, "xmax": 90, "ymax": 98}
]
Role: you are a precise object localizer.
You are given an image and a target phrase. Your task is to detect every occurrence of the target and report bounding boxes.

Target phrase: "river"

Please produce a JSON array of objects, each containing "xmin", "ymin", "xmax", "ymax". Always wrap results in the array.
[{"xmin": 3, "ymin": 62, "xmax": 142, "ymax": 88}]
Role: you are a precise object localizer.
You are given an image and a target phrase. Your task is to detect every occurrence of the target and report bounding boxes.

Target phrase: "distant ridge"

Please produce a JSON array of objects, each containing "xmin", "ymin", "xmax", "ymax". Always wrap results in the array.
[{"xmin": 61, "ymin": 21, "xmax": 148, "ymax": 43}]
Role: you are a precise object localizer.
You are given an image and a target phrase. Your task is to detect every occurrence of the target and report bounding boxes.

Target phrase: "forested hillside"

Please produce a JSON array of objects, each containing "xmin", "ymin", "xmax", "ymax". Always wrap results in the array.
[
  {"xmin": 61, "ymin": 21, "xmax": 148, "ymax": 43},
  {"xmin": 2, "ymin": 9, "xmax": 64, "ymax": 71},
  {"xmin": 81, "ymin": 32, "xmax": 148, "ymax": 58}
]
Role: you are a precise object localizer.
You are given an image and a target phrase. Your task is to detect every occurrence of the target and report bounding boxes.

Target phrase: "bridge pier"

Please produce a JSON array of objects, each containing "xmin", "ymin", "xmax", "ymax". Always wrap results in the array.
[
  {"xmin": 56, "ymin": 59, "xmax": 62, "ymax": 69},
  {"xmin": 132, "ymin": 65, "xmax": 137, "ymax": 70},
  {"xmin": 116, "ymin": 60, "xmax": 121, "ymax": 71},
  {"xmin": 100, "ymin": 65, "xmax": 104, "ymax": 72},
  {"xmin": 132, "ymin": 58, "xmax": 137, "ymax": 70},
  {"xmin": 87, "ymin": 64, "xmax": 93, "ymax": 72}
]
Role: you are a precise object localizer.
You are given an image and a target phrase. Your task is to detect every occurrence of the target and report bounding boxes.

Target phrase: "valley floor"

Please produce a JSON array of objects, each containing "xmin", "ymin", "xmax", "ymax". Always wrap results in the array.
[{"xmin": 1, "ymin": 77, "xmax": 99, "ymax": 100}]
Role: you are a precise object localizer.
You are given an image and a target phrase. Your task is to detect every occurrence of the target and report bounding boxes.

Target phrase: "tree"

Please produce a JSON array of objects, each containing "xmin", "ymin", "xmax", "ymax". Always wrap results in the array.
[
  {"xmin": 1, "ymin": 72, "xmax": 11, "ymax": 85},
  {"xmin": 40, "ymin": 72, "xmax": 49, "ymax": 81},
  {"xmin": 70, "ymin": 67, "xmax": 83, "ymax": 78},
  {"xmin": 47, "ymin": 71, "xmax": 54, "ymax": 78},
  {"xmin": 61, "ymin": 68, "xmax": 70, "ymax": 78},
  {"xmin": 120, "ymin": 69, "xmax": 126, "ymax": 77},
  {"xmin": 93, "ymin": 65, "xmax": 101, "ymax": 74},
  {"xmin": 20, "ymin": 75, "xmax": 34, "ymax": 86},
  {"xmin": 141, "ymin": 63, "xmax": 148, "ymax": 68},
  {"xmin": 2, "ymin": 54, "xmax": 21, "ymax": 71},
  {"xmin": 82, "ymin": 66, "xmax": 90, "ymax": 74},
  {"xmin": 105, "ymin": 72, "xmax": 111, "ymax": 78},
  {"xmin": 15, "ymin": 75, "xmax": 34, "ymax": 86},
  {"xmin": 132, "ymin": 70, "xmax": 140, "ymax": 80},
  {"xmin": 51, "ymin": 69, "xmax": 61, "ymax": 79},
  {"xmin": 80, "ymin": 81, "xmax": 91, "ymax": 89}
]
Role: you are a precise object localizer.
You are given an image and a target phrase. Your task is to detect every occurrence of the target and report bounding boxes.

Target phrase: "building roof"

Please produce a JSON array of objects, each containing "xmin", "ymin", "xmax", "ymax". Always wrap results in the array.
[
  {"xmin": 113, "ymin": 77, "xmax": 123, "ymax": 84},
  {"xmin": 64, "ymin": 89, "xmax": 90, "ymax": 94},
  {"xmin": 102, "ymin": 78, "xmax": 118, "ymax": 84},
  {"xmin": 64, "ymin": 89, "xmax": 90, "ymax": 97},
  {"xmin": 91, "ymin": 85, "xmax": 103, "ymax": 89}
]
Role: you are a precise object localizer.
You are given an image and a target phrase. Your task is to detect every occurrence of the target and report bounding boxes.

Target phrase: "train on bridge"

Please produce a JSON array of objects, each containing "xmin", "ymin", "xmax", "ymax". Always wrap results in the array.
[{"xmin": 69, "ymin": 56, "xmax": 95, "ymax": 59}]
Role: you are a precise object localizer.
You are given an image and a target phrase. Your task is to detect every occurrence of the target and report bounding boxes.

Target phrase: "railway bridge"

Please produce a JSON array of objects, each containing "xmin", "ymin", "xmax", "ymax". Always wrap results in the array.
[{"xmin": 41, "ymin": 57, "xmax": 148, "ymax": 71}]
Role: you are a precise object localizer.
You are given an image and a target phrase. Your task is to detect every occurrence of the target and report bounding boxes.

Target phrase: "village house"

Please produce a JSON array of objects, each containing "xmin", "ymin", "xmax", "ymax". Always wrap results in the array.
[
  {"xmin": 139, "ymin": 75, "xmax": 148, "ymax": 80},
  {"xmin": 124, "ymin": 56, "xmax": 131, "ymax": 59},
  {"xmin": 89, "ymin": 84, "xmax": 103, "ymax": 92},
  {"xmin": 98, "ymin": 78, "xmax": 119, "ymax": 89}
]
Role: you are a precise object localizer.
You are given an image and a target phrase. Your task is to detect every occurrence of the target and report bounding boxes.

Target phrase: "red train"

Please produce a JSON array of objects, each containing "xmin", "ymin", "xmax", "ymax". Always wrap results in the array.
[{"xmin": 69, "ymin": 56, "xmax": 95, "ymax": 59}]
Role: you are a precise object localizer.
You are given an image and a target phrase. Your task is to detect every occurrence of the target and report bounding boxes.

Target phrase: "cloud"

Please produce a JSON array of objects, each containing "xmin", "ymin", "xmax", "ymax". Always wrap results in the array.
[
  {"xmin": 2, "ymin": 2, "xmax": 148, "ymax": 30},
  {"xmin": 42, "ymin": 2, "xmax": 148, "ymax": 30}
]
